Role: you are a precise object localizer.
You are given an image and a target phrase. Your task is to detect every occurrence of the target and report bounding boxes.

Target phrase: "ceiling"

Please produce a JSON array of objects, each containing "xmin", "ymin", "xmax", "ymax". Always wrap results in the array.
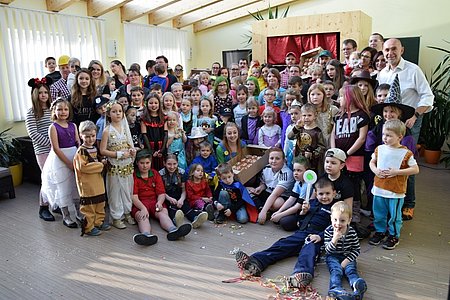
[{"xmin": 0, "ymin": 0, "xmax": 296, "ymax": 32}]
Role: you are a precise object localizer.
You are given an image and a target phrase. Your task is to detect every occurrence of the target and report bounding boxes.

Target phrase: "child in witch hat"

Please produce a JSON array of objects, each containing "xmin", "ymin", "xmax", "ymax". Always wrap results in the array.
[{"xmin": 365, "ymin": 74, "xmax": 418, "ymax": 221}]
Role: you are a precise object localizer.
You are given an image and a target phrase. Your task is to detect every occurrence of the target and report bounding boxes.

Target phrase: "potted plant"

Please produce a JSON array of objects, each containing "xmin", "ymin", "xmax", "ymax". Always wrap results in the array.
[
  {"xmin": 0, "ymin": 127, "xmax": 23, "ymax": 186},
  {"xmin": 420, "ymin": 43, "xmax": 450, "ymax": 164}
]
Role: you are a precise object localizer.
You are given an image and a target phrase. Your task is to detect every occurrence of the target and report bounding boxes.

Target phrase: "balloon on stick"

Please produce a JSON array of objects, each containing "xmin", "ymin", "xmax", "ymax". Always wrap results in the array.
[{"xmin": 303, "ymin": 170, "xmax": 317, "ymax": 204}]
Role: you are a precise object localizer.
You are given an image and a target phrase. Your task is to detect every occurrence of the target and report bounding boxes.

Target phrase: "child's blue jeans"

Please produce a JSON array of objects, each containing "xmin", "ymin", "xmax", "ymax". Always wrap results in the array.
[
  {"xmin": 217, "ymin": 190, "xmax": 248, "ymax": 223},
  {"xmin": 326, "ymin": 254, "xmax": 361, "ymax": 291}
]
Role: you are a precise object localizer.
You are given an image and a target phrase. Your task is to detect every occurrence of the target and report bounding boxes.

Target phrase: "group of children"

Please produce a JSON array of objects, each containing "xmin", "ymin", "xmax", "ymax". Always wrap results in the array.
[{"xmin": 24, "ymin": 54, "xmax": 422, "ymax": 299}]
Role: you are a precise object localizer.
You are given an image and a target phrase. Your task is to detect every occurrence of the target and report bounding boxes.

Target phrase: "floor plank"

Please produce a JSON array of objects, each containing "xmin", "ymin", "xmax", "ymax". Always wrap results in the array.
[{"xmin": 0, "ymin": 161, "xmax": 449, "ymax": 299}]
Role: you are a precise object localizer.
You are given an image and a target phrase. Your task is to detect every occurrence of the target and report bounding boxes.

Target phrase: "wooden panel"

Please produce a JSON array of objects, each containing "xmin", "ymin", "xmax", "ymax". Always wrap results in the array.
[
  {"xmin": 120, "ymin": 0, "xmax": 179, "ymax": 22},
  {"xmin": 252, "ymin": 11, "xmax": 372, "ymax": 64},
  {"xmin": 46, "ymin": 0, "xmax": 78, "ymax": 12},
  {"xmin": 173, "ymin": 0, "xmax": 259, "ymax": 29},
  {"xmin": 193, "ymin": 0, "xmax": 297, "ymax": 32},
  {"xmin": 87, "ymin": 0, "xmax": 131, "ymax": 17},
  {"xmin": 148, "ymin": 0, "xmax": 221, "ymax": 25}
]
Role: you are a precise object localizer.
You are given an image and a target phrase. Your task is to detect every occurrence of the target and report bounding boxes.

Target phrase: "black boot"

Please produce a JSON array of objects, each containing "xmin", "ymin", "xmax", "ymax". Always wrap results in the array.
[{"xmin": 39, "ymin": 206, "xmax": 55, "ymax": 221}]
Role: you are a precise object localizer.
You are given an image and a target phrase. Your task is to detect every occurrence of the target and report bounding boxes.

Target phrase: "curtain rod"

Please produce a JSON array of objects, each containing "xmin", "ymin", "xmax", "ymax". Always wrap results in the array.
[{"xmin": 0, "ymin": 3, "xmax": 105, "ymax": 22}]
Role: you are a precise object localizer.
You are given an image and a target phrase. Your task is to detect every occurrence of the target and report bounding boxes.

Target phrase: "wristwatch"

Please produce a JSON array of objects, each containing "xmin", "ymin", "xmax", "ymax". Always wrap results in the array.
[{"xmin": 414, "ymin": 112, "xmax": 421, "ymax": 118}]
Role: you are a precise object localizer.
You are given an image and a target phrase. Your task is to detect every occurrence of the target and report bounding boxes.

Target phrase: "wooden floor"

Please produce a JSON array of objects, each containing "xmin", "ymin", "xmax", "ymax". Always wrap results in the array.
[{"xmin": 1, "ymin": 161, "xmax": 449, "ymax": 300}]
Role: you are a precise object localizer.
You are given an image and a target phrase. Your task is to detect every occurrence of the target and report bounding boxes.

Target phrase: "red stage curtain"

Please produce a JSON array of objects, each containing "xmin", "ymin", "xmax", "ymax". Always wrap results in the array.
[{"xmin": 267, "ymin": 33, "xmax": 338, "ymax": 65}]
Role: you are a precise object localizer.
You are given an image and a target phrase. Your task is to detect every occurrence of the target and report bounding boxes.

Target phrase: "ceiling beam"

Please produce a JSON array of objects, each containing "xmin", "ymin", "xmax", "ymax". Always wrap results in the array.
[
  {"xmin": 148, "ymin": 0, "xmax": 221, "ymax": 25},
  {"xmin": 46, "ymin": 0, "xmax": 78, "ymax": 12},
  {"xmin": 121, "ymin": 0, "xmax": 179, "ymax": 22},
  {"xmin": 173, "ymin": 0, "xmax": 259, "ymax": 29},
  {"xmin": 193, "ymin": 0, "xmax": 296, "ymax": 32},
  {"xmin": 87, "ymin": 0, "xmax": 131, "ymax": 17}
]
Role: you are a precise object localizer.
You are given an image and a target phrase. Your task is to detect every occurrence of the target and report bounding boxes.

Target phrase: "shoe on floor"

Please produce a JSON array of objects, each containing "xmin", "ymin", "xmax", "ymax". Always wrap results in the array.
[
  {"xmin": 124, "ymin": 213, "xmax": 136, "ymax": 225},
  {"xmin": 39, "ymin": 206, "xmax": 55, "ymax": 221},
  {"xmin": 112, "ymin": 219, "xmax": 127, "ymax": 229},
  {"xmin": 63, "ymin": 219, "xmax": 78, "ymax": 228},
  {"xmin": 167, "ymin": 223, "xmax": 192, "ymax": 241},
  {"xmin": 402, "ymin": 207, "xmax": 414, "ymax": 220},
  {"xmin": 353, "ymin": 278, "xmax": 367, "ymax": 300},
  {"xmin": 174, "ymin": 210, "xmax": 185, "ymax": 227},
  {"xmin": 133, "ymin": 233, "xmax": 158, "ymax": 246},
  {"xmin": 52, "ymin": 207, "xmax": 62, "ymax": 214},
  {"xmin": 96, "ymin": 222, "xmax": 111, "ymax": 231},
  {"xmin": 85, "ymin": 227, "xmax": 102, "ymax": 236},
  {"xmin": 192, "ymin": 211, "xmax": 208, "ymax": 229},
  {"xmin": 382, "ymin": 235, "xmax": 399, "ymax": 250},
  {"xmin": 214, "ymin": 212, "xmax": 226, "ymax": 224},
  {"xmin": 368, "ymin": 232, "xmax": 386, "ymax": 246},
  {"xmin": 205, "ymin": 203, "xmax": 215, "ymax": 221},
  {"xmin": 235, "ymin": 250, "xmax": 262, "ymax": 276},
  {"xmin": 289, "ymin": 272, "xmax": 313, "ymax": 288}
]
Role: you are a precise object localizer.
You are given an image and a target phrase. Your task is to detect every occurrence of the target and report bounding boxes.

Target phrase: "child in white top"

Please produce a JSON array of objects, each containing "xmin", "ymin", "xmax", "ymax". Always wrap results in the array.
[{"xmin": 258, "ymin": 107, "xmax": 281, "ymax": 148}]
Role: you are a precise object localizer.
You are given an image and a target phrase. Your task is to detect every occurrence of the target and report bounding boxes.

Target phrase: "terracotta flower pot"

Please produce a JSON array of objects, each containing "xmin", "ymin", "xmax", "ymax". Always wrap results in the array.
[{"xmin": 424, "ymin": 149, "xmax": 441, "ymax": 164}]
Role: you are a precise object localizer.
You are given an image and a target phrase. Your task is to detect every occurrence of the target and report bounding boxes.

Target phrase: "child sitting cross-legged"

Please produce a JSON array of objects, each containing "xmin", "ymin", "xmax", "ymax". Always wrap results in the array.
[
  {"xmin": 131, "ymin": 150, "xmax": 192, "ymax": 245},
  {"xmin": 324, "ymin": 201, "xmax": 367, "ymax": 299},
  {"xmin": 236, "ymin": 177, "xmax": 336, "ymax": 288},
  {"xmin": 212, "ymin": 163, "xmax": 257, "ymax": 224},
  {"xmin": 185, "ymin": 163, "xmax": 215, "ymax": 219}
]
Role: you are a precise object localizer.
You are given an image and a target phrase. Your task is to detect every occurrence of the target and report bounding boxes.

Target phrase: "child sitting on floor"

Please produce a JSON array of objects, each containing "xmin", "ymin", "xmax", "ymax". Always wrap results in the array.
[
  {"xmin": 324, "ymin": 201, "xmax": 367, "ymax": 299},
  {"xmin": 236, "ymin": 177, "xmax": 337, "ymax": 289},
  {"xmin": 131, "ymin": 150, "xmax": 192, "ymax": 245},
  {"xmin": 212, "ymin": 163, "xmax": 257, "ymax": 224}
]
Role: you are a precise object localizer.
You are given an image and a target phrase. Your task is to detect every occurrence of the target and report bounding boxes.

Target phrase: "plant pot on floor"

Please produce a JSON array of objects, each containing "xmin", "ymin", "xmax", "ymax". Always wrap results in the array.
[
  {"xmin": 9, "ymin": 162, "xmax": 23, "ymax": 186},
  {"xmin": 423, "ymin": 149, "xmax": 441, "ymax": 164}
]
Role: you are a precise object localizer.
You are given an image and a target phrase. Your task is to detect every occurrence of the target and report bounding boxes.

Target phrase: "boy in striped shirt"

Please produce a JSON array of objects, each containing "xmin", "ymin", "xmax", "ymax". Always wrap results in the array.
[{"xmin": 324, "ymin": 201, "xmax": 367, "ymax": 299}]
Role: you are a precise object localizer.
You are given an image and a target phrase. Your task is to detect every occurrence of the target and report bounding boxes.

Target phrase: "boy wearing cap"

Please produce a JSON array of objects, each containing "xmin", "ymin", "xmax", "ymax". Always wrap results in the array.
[
  {"xmin": 74, "ymin": 120, "xmax": 108, "ymax": 236},
  {"xmin": 214, "ymin": 107, "xmax": 234, "ymax": 145},
  {"xmin": 322, "ymin": 148, "xmax": 354, "ymax": 216},
  {"xmin": 318, "ymin": 50, "xmax": 332, "ymax": 68},
  {"xmin": 280, "ymin": 52, "xmax": 297, "ymax": 89},
  {"xmin": 50, "ymin": 55, "xmax": 71, "ymax": 101}
]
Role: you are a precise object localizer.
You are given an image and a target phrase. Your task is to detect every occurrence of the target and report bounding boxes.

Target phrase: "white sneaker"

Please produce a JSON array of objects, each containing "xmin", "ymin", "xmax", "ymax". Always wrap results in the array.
[
  {"xmin": 192, "ymin": 211, "xmax": 208, "ymax": 229},
  {"xmin": 174, "ymin": 210, "xmax": 185, "ymax": 227}
]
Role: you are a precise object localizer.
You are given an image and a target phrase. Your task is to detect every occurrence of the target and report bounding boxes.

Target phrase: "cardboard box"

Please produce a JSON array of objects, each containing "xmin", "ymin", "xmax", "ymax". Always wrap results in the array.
[{"xmin": 229, "ymin": 145, "xmax": 269, "ymax": 185}]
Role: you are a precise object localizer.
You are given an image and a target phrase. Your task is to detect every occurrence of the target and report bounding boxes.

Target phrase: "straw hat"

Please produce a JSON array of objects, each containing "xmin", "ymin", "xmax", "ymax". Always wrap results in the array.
[{"xmin": 188, "ymin": 127, "xmax": 208, "ymax": 139}]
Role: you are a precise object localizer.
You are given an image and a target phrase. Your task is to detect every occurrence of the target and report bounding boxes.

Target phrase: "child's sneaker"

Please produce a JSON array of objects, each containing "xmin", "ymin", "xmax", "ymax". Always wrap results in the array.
[
  {"xmin": 352, "ymin": 278, "xmax": 367, "ymax": 300},
  {"xmin": 205, "ymin": 203, "xmax": 215, "ymax": 221},
  {"xmin": 124, "ymin": 213, "xmax": 136, "ymax": 225},
  {"xmin": 133, "ymin": 233, "xmax": 158, "ymax": 246},
  {"xmin": 382, "ymin": 235, "xmax": 399, "ymax": 250},
  {"xmin": 167, "ymin": 223, "xmax": 192, "ymax": 241},
  {"xmin": 85, "ymin": 227, "xmax": 102, "ymax": 236},
  {"xmin": 192, "ymin": 211, "xmax": 208, "ymax": 229},
  {"xmin": 96, "ymin": 222, "xmax": 111, "ymax": 231},
  {"xmin": 402, "ymin": 207, "xmax": 414, "ymax": 220},
  {"xmin": 288, "ymin": 272, "xmax": 313, "ymax": 288},
  {"xmin": 368, "ymin": 232, "xmax": 386, "ymax": 246},
  {"xmin": 174, "ymin": 210, "xmax": 185, "ymax": 227},
  {"xmin": 112, "ymin": 219, "xmax": 126, "ymax": 229},
  {"xmin": 235, "ymin": 250, "xmax": 262, "ymax": 276},
  {"xmin": 215, "ymin": 212, "xmax": 226, "ymax": 224}
]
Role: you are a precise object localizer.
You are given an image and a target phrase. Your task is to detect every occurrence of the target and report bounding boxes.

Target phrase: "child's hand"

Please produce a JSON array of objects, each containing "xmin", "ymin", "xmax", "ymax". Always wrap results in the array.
[
  {"xmin": 129, "ymin": 148, "xmax": 136, "ymax": 157},
  {"xmin": 66, "ymin": 162, "xmax": 74, "ymax": 171},
  {"xmin": 299, "ymin": 202, "xmax": 310, "ymax": 215},
  {"xmin": 270, "ymin": 212, "xmax": 282, "ymax": 222},
  {"xmin": 257, "ymin": 211, "xmax": 267, "ymax": 225},
  {"xmin": 333, "ymin": 226, "xmax": 345, "ymax": 241},
  {"xmin": 341, "ymin": 258, "xmax": 350, "ymax": 269},
  {"xmin": 308, "ymin": 234, "xmax": 321, "ymax": 243},
  {"xmin": 383, "ymin": 168, "xmax": 397, "ymax": 178},
  {"xmin": 224, "ymin": 209, "xmax": 231, "ymax": 217},
  {"xmin": 168, "ymin": 197, "xmax": 177, "ymax": 206},
  {"xmin": 153, "ymin": 150, "xmax": 160, "ymax": 157},
  {"xmin": 177, "ymin": 199, "xmax": 184, "ymax": 208},
  {"xmin": 155, "ymin": 203, "xmax": 163, "ymax": 213},
  {"xmin": 304, "ymin": 151, "xmax": 312, "ymax": 159},
  {"xmin": 136, "ymin": 207, "xmax": 149, "ymax": 221},
  {"xmin": 374, "ymin": 167, "xmax": 385, "ymax": 178},
  {"xmin": 203, "ymin": 197, "xmax": 212, "ymax": 203}
]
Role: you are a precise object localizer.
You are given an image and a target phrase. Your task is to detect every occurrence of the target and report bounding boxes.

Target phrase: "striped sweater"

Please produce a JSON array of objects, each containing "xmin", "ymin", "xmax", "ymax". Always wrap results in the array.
[
  {"xmin": 25, "ymin": 108, "xmax": 52, "ymax": 155},
  {"xmin": 324, "ymin": 225, "xmax": 360, "ymax": 262}
]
